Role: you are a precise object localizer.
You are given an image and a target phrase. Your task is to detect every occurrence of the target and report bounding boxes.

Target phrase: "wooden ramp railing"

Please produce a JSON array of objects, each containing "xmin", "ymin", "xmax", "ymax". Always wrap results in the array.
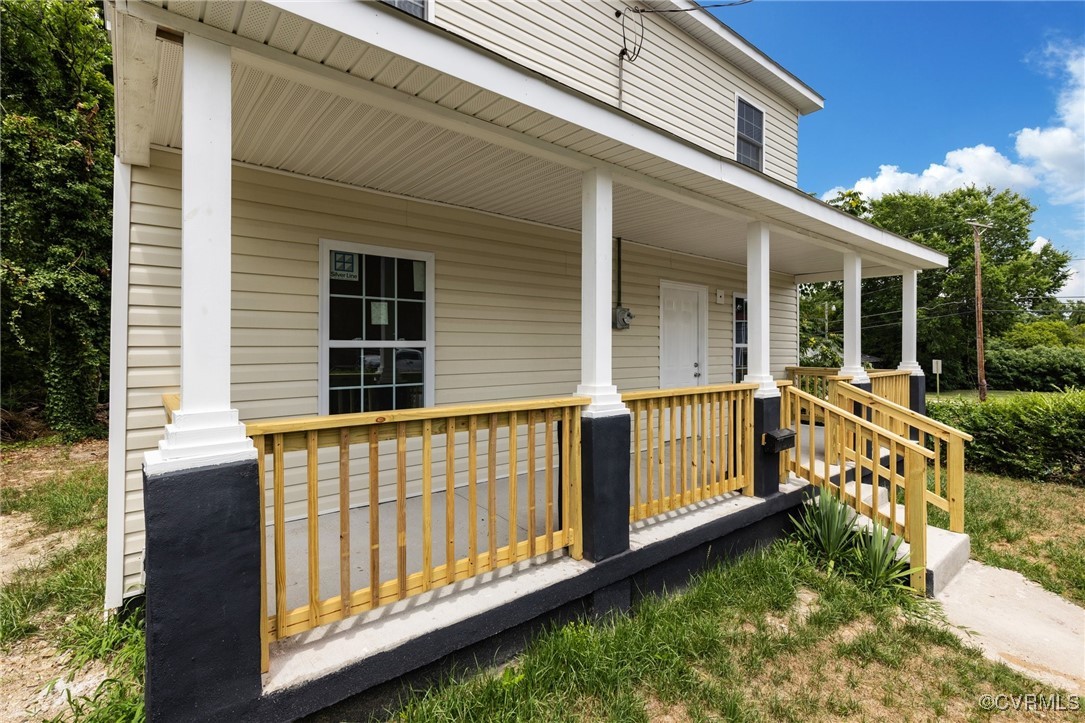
[
  {"xmin": 781, "ymin": 385, "xmax": 934, "ymax": 594},
  {"xmin": 829, "ymin": 381, "xmax": 973, "ymax": 533},
  {"xmin": 866, "ymin": 369, "xmax": 912, "ymax": 409},
  {"xmin": 623, "ymin": 384, "xmax": 756, "ymax": 522},
  {"xmin": 246, "ymin": 397, "xmax": 587, "ymax": 672}
]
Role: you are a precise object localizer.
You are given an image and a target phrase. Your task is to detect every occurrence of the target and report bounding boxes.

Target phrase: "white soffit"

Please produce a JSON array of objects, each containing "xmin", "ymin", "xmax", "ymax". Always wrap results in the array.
[{"xmin": 134, "ymin": 0, "xmax": 942, "ymax": 276}]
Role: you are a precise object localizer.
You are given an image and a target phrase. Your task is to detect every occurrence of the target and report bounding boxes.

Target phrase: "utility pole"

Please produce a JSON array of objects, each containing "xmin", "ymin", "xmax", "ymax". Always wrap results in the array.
[{"xmin": 967, "ymin": 219, "xmax": 993, "ymax": 401}]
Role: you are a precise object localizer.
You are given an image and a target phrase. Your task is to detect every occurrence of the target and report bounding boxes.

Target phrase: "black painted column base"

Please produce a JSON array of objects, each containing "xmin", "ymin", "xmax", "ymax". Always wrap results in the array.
[
  {"xmin": 752, "ymin": 394, "xmax": 781, "ymax": 497},
  {"xmin": 143, "ymin": 458, "xmax": 262, "ymax": 723},
  {"xmin": 591, "ymin": 579, "xmax": 632, "ymax": 618},
  {"xmin": 580, "ymin": 413, "xmax": 631, "ymax": 562},
  {"xmin": 909, "ymin": 374, "xmax": 926, "ymax": 416}
]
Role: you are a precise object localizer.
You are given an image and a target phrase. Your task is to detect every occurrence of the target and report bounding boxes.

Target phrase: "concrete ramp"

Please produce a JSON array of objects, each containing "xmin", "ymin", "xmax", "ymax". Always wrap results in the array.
[{"xmin": 938, "ymin": 561, "xmax": 1085, "ymax": 694}]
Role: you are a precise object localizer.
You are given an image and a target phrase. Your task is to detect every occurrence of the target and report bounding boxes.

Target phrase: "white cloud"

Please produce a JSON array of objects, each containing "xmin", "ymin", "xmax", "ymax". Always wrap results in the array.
[
  {"xmin": 1015, "ymin": 46, "xmax": 1085, "ymax": 205},
  {"xmin": 824, "ymin": 44, "xmax": 1085, "ymax": 210},
  {"xmin": 1029, "ymin": 235, "xmax": 1050, "ymax": 253},
  {"xmin": 1063, "ymin": 259, "xmax": 1085, "ymax": 298}
]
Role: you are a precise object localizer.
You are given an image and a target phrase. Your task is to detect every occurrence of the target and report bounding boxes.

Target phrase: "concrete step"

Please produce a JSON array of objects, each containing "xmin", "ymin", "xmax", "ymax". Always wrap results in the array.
[{"xmin": 807, "ymin": 478, "xmax": 971, "ymax": 597}]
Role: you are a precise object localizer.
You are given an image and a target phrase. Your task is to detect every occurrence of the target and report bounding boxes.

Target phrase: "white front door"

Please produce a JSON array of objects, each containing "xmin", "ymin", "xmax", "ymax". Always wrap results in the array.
[{"xmin": 660, "ymin": 282, "xmax": 705, "ymax": 389}]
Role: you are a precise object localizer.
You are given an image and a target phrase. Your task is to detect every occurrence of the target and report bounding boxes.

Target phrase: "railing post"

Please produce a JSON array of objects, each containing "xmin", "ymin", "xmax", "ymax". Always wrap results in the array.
[
  {"xmin": 751, "ymin": 390, "xmax": 780, "ymax": 497},
  {"xmin": 947, "ymin": 435, "xmax": 965, "ymax": 533},
  {"xmin": 905, "ymin": 448, "xmax": 927, "ymax": 595}
]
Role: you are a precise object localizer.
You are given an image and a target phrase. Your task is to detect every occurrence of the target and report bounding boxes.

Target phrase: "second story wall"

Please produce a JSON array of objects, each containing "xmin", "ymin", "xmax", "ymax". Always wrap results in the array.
[{"xmin": 433, "ymin": 0, "xmax": 802, "ymax": 186}]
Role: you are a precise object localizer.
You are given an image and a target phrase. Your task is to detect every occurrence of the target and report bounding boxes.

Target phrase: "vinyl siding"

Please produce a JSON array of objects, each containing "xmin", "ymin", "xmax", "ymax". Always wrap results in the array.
[
  {"xmin": 119, "ymin": 149, "xmax": 798, "ymax": 593},
  {"xmin": 434, "ymin": 0, "xmax": 800, "ymax": 185}
]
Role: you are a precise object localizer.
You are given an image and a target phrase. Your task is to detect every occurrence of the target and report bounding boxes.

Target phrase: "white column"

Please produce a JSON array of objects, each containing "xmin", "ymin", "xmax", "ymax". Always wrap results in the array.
[
  {"xmin": 839, "ymin": 251, "xmax": 870, "ymax": 384},
  {"xmin": 576, "ymin": 168, "xmax": 625, "ymax": 417},
  {"xmin": 742, "ymin": 221, "xmax": 778, "ymax": 398},
  {"xmin": 145, "ymin": 34, "xmax": 254, "ymax": 474},
  {"xmin": 898, "ymin": 269, "xmax": 923, "ymax": 375}
]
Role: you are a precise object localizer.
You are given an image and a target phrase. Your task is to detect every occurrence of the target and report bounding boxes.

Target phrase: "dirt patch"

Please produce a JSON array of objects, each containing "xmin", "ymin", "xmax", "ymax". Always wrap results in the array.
[
  {"xmin": 0, "ymin": 636, "xmax": 108, "ymax": 723},
  {"xmin": 740, "ymin": 621, "xmax": 1038, "ymax": 722},
  {"xmin": 0, "ymin": 512, "xmax": 81, "ymax": 586},
  {"xmin": 1, "ymin": 438, "xmax": 107, "ymax": 491},
  {"xmin": 765, "ymin": 587, "xmax": 820, "ymax": 633},
  {"xmin": 643, "ymin": 695, "xmax": 691, "ymax": 723}
]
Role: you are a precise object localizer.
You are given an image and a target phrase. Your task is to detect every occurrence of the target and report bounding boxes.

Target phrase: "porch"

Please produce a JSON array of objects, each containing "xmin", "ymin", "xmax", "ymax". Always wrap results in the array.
[{"xmin": 110, "ymin": 2, "xmax": 956, "ymax": 720}]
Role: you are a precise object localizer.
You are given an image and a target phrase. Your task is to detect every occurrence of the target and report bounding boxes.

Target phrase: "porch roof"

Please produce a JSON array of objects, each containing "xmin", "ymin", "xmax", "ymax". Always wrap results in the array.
[{"xmin": 114, "ymin": 0, "xmax": 946, "ymax": 280}]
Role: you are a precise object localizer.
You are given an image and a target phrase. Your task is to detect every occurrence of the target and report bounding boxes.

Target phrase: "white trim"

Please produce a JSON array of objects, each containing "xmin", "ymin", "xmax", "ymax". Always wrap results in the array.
[
  {"xmin": 121, "ymin": 0, "xmax": 946, "ymax": 272},
  {"xmin": 652, "ymin": 0, "xmax": 823, "ymax": 114},
  {"xmin": 105, "ymin": 157, "xmax": 132, "ymax": 611},
  {"xmin": 318, "ymin": 239, "xmax": 436, "ymax": 416},
  {"xmin": 424, "ymin": 0, "xmax": 435, "ymax": 24},
  {"xmin": 658, "ymin": 280, "xmax": 709, "ymax": 389},
  {"xmin": 734, "ymin": 92, "xmax": 765, "ymax": 174}
]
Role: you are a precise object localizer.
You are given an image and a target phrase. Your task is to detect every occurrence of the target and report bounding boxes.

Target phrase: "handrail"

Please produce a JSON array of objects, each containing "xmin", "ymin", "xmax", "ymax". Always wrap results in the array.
[
  {"xmin": 787, "ymin": 386, "xmax": 934, "ymax": 460},
  {"xmin": 782, "ymin": 385, "xmax": 930, "ymax": 594},
  {"xmin": 833, "ymin": 383, "xmax": 973, "ymax": 441},
  {"xmin": 162, "ymin": 393, "xmax": 179, "ymax": 424},
  {"xmin": 246, "ymin": 396, "xmax": 590, "ymax": 435},
  {"xmin": 622, "ymin": 382, "xmax": 759, "ymax": 402},
  {"xmin": 833, "ymin": 381, "xmax": 970, "ymax": 533},
  {"xmin": 867, "ymin": 369, "xmax": 912, "ymax": 378}
]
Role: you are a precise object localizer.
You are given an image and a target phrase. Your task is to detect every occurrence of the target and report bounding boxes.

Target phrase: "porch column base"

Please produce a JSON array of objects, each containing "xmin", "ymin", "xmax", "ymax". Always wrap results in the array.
[
  {"xmin": 743, "ymin": 374, "xmax": 780, "ymax": 399},
  {"xmin": 575, "ymin": 384, "xmax": 627, "ymax": 418},
  {"xmin": 580, "ymin": 413, "xmax": 631, "ymax": 562},
  {"xmin": 143, "ymin": 458, "xmax": 261, "ymax": 722},
  {"xmin": 144, "ymin": 409, "xmax": 256, "ymax": 476},
  {"xmin": 838, "ymin": 366, "xmax": 870, "ymax": 385},
  {"xmin": 752, "ymin": 395, "xmax": 782, "ymax": 497}
]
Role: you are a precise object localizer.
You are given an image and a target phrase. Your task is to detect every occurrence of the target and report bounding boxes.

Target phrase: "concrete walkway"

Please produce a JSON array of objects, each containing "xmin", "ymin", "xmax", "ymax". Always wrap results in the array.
[{"xmin": 937, "ymin": 560, "xmax": 1085, "ymax": 694}]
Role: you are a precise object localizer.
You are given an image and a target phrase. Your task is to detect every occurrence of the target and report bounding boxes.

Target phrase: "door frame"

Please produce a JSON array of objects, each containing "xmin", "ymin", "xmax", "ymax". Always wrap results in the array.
[{"xmin": 658, "ymin": 280, "xmax": 709, "ymax": 388}]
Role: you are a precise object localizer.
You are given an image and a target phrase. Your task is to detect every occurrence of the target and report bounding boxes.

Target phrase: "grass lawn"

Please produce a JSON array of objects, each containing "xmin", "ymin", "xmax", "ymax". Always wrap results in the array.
[
  {"xmin": 391, "ymin": 541, "xmax": 1070, "ymax": 722},
  {"xmin": 930, "ymin": 471, "xmax": 1085, "ymax": 607},
  {"xmin": 0, "ymin": 438, "xmax": 144, "ymax": 722}
]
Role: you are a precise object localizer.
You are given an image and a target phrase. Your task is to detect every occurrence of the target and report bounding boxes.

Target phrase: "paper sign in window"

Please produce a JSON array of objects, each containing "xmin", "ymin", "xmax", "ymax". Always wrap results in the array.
[{"xmin": 371, "ymin": 301, "xmax": 389, "ymax": 325}]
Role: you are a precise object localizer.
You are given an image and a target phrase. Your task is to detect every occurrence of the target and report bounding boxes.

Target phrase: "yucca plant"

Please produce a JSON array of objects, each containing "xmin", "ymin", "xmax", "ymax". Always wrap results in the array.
[
  {"xmin": 850, "ymin": 522, "xmax": 917, "ymax": 594},
  {"xmin": 790, "ymin": 491, "xmax": 858, "ymax": 572}
]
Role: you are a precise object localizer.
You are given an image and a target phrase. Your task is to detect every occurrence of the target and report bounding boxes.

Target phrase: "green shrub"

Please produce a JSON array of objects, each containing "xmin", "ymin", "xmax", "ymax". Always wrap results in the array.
[
  {"xmin": 985, "ymin": 345, "xmax": 1085, "ymax": 392},
  {"xmin": 791, "ymin": 491, "xmax": 858, "ymax": 572},
  {"xmin": 927, "ymin": 390, "xmax": 1085, "ymax": 484},
  {"xmin": 850, "ymin": 524, "xmax": 915, "ymax": 595}
]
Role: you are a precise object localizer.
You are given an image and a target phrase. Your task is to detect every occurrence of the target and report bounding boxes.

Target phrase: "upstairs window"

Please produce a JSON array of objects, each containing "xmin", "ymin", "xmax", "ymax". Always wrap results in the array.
[
  {"xmin": 736, "ymin": 98, "xmax": 764, "ymax": 172},
  {"xmin": 321, "ymin": 240, "xmax": 434, "ymax": 415},
  {"xmin": 379, "ymin": 0, "xmax": 427, "ymax": 19}
]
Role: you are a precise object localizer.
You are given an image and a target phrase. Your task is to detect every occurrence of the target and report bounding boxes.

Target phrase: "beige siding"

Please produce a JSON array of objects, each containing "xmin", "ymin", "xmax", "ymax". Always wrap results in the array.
[
  {"xmin": 120, "ymin": 149, "xmax": 798, "ymax": 593},
  {"xmin": 434, "ymin": 0, "xmax": 800, "ymax": 185}
]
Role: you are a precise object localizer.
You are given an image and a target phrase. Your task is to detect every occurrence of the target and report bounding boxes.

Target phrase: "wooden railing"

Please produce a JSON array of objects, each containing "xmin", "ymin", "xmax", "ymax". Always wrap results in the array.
[
  {"xmin": 785, "ymin": 367, "xmax": 849, "ymax": 402},
  {"xmin": 622, "ymin": 384, "xmax": 756, "ymax": 522},
  {"xmin": 782, "ymin": 385, "xmax": 934, "ymax": 594},
  {"xmin": 246, "ymin": 397, "xmax": 588, "ymax": 671},
  {"xmin": 866, "ymin": 369, "xmax": 912, "ymax": 409},
  {"xmin": 830, "ymin": 382, "xmax": 972, "ymax": 533}
]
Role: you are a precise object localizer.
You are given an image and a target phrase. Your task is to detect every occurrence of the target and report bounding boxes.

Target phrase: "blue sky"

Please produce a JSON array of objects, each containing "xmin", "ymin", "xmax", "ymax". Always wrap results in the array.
[{"xmin": 711, "ymin": 1, "xmax": 1085, "ymax": 298}]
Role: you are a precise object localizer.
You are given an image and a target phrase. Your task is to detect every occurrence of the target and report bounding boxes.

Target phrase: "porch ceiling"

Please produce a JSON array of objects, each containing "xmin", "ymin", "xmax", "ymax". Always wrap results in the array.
[{"xmin": 135, "ymin": 0, "xmax": 940, "ymax": 279}]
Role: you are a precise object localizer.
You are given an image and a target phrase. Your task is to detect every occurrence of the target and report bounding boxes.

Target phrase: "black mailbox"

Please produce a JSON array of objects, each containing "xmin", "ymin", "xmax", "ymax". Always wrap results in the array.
[{"xmin": 762, "ymin": 428, "xmax": 796, "ymax": 454}]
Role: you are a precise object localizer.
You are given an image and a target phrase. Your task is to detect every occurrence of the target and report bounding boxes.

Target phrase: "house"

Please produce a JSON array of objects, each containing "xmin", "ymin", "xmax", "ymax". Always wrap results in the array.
[{"xmin": 103, "ymin": 1, "xmax": 958, "ymax": 720}]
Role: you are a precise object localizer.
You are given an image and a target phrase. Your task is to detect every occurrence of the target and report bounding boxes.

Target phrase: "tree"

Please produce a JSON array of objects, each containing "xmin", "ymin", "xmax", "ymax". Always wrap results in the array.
[
  {"xmin": 817, "ymin": 187, "xmax": 1072, "ymax": 389},
  {"xmin": 1, "ymin": 0, "xmax": 114, "ymax": 440},
  {"xmin": 998, "ymin": 319, "xmax": 1085, "ymax": 349}
]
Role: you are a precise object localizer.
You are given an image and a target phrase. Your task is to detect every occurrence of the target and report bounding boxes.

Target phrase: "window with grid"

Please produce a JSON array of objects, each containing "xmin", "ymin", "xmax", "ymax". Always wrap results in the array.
[
  {"xmin": 734, "ymin": 294, "xmax": 748, "ymax": 383},
  {"xmin": 322, "ymin": 242, "xmax": 433, "ymax": 414},
  {"xmin": 736, "ymin": 99, "xmax": 764, "ymax": 172}
]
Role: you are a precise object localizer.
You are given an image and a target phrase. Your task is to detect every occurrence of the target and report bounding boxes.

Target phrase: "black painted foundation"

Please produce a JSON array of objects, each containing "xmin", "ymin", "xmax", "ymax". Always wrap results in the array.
[
  {"xmin": 580, "ymin": 413, "xmax": 631, "ymax": 562},
  {"xmin": 752, "ymin": 395, "xmax": 782, "ymax": 497},
  {"xmin": 143, "ymin": 459, "xmax": 262, "ymax": 723},
  {"xmin": 909, "ymin": 374, "xmax": 926, "ymax": 416}
]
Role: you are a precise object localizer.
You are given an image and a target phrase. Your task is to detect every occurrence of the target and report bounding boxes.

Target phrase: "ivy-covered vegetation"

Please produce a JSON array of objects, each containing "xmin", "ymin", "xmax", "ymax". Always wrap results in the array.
[
  {"xmin": 1, "ymin": 0, "xmax": 114, "ymax": 441},
  {"xmin": 927, "ymin": 390, "xmax": 1085, "ymax": 484}
]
